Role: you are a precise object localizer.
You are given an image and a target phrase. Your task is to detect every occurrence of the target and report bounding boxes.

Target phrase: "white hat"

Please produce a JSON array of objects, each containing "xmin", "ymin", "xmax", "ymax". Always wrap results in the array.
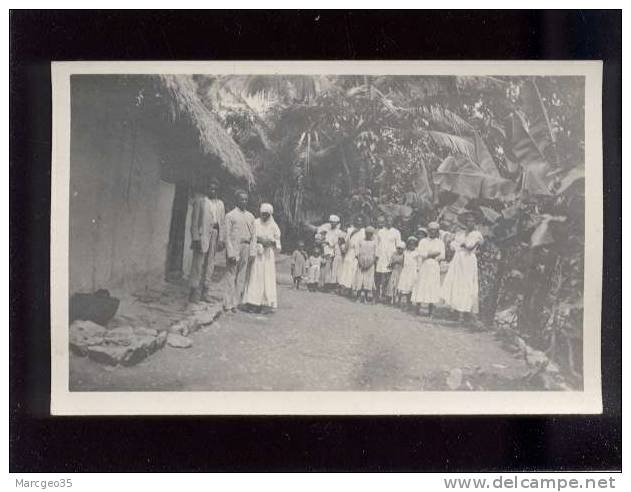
[
  {"xmin": 428, "ymin": 221, "xmax": 440, "ymax": 230},
  {"xmin": 329, "ymin": 214, "xmax": 340, "ymax": 223},
  {"xmin": 260, "ymin": 203, "xmax": 273, "ymax": 214},
  {"xmin": 396, "ymin": 240, "xmax": 406, "ymax": 249}
]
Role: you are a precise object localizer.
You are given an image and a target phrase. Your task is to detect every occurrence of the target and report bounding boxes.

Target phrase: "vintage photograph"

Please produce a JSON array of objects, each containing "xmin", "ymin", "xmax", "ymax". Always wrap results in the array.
[{"xmin": 50, "ymin": 62, "xmax": 602, "ymax": 414}]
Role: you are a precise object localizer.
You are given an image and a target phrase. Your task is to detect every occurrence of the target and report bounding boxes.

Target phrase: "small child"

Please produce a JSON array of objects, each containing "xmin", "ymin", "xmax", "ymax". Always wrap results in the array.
[
  {"xmin": 384, "ymin": 241, "xmax": 406, "ymax": 305},
  {"xmin": 354, "ymin": 226, "xmax": 378, "ymax": 303},
  {"xmin": 290, "ymin": 240, "xmax": 308, "ymax": 290},
  {"xmin": 306, "ymin": 246, "xmax": 323, "ymax": 292},
  {"xmin": 397, "ymin": 236, "xmax": 420, "ymax": 309},
  {"xmin": 332, "ymin": 236, "xmax": 347, "ymax": 294}
]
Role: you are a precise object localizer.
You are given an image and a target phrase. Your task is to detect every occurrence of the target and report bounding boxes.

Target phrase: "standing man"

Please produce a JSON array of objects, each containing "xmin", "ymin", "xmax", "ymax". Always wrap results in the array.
[
  {"xmin": 316, "ymin": 214, "xmax": 344, "ymax": 291},
  {"xmin": 223, "ymin": 189, "xmax": 255, "ymax": 313},
  {"xmin": 189, "ymin": 179, "xmax": 225, "ymax": 304},
  {"xmin": 322, "ymin": 214, "xmax": 344, "ymax": 290},
  {"xmin": 375, "ymin": 215, "xmax": 401, "ymax": 302}
]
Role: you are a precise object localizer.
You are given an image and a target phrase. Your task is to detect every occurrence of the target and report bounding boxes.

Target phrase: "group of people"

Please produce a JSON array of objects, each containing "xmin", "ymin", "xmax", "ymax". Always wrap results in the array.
[
  {"xmin": 290, "ymin": 212, "xmax": 484, "ymax": 321},
  {"xmin": 188, "ymin": 179, "xmax": 484, "ymax": 322},
  {"xmin": 188, "ymin": 182, "xmax": 281, "ymax": 314}
]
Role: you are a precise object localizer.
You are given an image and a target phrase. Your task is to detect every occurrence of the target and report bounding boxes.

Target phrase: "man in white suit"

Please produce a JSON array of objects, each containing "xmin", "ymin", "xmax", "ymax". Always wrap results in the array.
[{"xmin": 189, "ymin": 178, "xmax": 225, "ymax": 303}]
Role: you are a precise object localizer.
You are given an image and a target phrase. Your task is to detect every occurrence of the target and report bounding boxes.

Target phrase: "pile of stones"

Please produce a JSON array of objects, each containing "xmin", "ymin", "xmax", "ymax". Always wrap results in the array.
[
  {"xmin": 70, "ymin": 321, "xmax": 168, "ymax": 366},
  {"xmin": 69, "ymin": 304, "xmax": 223, "ymax": 366}
]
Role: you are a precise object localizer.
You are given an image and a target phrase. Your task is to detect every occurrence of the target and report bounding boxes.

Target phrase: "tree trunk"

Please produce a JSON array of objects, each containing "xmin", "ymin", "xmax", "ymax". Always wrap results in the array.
[{"xmin": 165, "ymin": 181, "xmax": 189, "ymax": 281}]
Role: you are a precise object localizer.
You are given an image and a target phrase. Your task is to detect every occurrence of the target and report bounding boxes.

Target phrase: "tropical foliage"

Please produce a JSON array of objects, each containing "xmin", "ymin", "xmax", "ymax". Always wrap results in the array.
[{"xmin": 193, "ymin": 73, "xmax": 586, "ymax": 386}]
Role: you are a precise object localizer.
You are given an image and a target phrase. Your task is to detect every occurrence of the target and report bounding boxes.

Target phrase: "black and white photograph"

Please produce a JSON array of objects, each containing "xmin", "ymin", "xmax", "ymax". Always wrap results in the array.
[{"xmin": 50, "ymin": 61, "xmax": 603, "ymax": 414}]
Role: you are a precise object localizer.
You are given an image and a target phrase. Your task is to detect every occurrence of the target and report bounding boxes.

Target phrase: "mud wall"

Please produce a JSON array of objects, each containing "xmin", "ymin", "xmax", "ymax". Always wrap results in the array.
[{"xmin": 69, "ymin": 77, "xmax": 175, "ymax": 294}]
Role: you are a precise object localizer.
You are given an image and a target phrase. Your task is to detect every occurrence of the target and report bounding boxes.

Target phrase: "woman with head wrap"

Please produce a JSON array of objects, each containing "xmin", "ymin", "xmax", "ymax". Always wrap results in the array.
[
  {"xmin": 242, "ymin": 203, "xmax": 281, "ymax": 313},
  {"xmin": 441, "ymin": 211, "xmax": 484, "ymax": 323},
  {"xmin": 412, "ymin": 222, "xmax": 446, "ymax": 317}
]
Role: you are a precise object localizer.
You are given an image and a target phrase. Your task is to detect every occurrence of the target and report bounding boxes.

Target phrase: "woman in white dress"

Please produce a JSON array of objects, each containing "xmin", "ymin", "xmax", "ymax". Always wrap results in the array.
[
  {"xmin": 242, "ymin": 203, "xmax": 281, "ymax": 313},
  {"xmin": 412, "ymin": 222, "xmax": 445, "ymax": 317},
  {"xmin": 441, "ymin": 212, "xmax": 483, "ymax": 321},
  {"xmin": 338, "ymin": 216, "xmax": 365, "ymax": 295}
]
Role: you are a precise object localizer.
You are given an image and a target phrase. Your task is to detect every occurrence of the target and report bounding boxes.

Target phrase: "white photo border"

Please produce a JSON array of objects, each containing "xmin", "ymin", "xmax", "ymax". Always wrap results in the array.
[{"xmin": 50, "ymin": 60, "xmax": 603, "ymax": 415}]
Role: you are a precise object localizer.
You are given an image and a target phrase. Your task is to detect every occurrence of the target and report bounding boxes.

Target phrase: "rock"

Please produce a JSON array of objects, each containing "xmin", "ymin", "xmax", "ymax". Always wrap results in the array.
[
  {"xmin": 134, "ymin": 334, "xmax": 159, "ymax": 351},
  {"xmin": 133, "ymin": 327, "xmax": 158, "ymax": 337},
  {"xmin": 103, "ymin": 326, "xmax": 135, "ymax": 346},
  {"xmin": 69, "ymin": 320, "xmax": 107, "ymax": 356},
  {"xmin": 169, "ymin": 320, "xmax": 190, "ymax": 336},
  {"xmin": 124, "ymin": 336, "xmax": 158, "ymax": 365},
  {"xmin": 191, "ymin": 306, "xmax": 222, "ymax": 328},
  {"xmin": 155, "ymin": 330, "xmax": 168, "ymax": 348},
  {"xmin": 87, "ymin": 345, "xmax": 134, "ymax": 365},
  {"xmin": 87, "ymin": 333, "xmax": 162, "ymax": 366},
  {"xmin": 167, "ymin": 333, "xmax": 192, "ymax": 348},
  {"xmin": 70, "ymin": 319, "xmax": 106, "ymax": 336}
]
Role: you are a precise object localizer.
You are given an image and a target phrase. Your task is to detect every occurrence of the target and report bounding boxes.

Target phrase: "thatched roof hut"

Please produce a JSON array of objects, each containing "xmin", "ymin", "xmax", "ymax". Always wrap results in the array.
[{"xmin": 158, "ymin": 75, "xmax": 254, "ymax": 185}]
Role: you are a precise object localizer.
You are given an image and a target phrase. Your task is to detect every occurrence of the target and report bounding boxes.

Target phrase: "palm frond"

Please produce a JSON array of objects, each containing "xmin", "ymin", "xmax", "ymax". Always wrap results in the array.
[
  {"xmin": 428, "ymin": 130, "xmax": 475, "ymax": 158},
  {"xmin": 428, "ymin": 106, "xmax": 474, "ymax": 135}
]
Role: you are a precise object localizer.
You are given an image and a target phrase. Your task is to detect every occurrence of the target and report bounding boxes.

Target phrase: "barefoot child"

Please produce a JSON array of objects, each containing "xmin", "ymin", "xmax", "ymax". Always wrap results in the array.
[
  {"xmin": 335, "ymin": 236, "xmax": 347, "ymax": 294},
  {"xmin": 397, "ymin": 236, "xmax": 420, "ymax": 309},
  {"xmin": 354, "ymin": 226, "xmax": 378, "ymax": 303},
  {"xmin": 412, "ymin": 222, "xmax": 445, "ymax": 316},
  {"xmin": 306, "ymin": 246, "xmax": 323, "ymax": 292},
  {"xmin": 384, "ymin": 241, "xmax": 405, "ymax": 305},
  {"xmin": 290, "ymin": 240, "xmax": 308, "ymax": 290}
]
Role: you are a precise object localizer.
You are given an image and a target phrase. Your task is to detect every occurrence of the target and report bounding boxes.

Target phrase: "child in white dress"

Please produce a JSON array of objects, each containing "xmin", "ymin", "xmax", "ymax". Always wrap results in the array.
[
  {"xmin": 397, "ymin": 236, "xmax": 420, "ymax": 309},
  {"xmin": 306, "ymin": 246, "xmax": 324, "ymax": 292}
]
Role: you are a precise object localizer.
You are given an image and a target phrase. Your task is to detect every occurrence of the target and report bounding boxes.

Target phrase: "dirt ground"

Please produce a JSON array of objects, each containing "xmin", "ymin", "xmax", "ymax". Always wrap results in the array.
[{"xmin": 70, "ymin": 255, "xmax": 530, "ymax": 391}]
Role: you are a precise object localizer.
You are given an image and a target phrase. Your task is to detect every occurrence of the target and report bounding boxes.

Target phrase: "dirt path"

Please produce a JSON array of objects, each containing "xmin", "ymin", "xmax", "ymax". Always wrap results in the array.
[{"xmin": 70, "ymin": 256, "xmax": 529, "ymax": 391}]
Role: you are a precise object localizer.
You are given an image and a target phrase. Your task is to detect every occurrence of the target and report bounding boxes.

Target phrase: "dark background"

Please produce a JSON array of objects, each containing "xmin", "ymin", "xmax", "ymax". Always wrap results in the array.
[{"xmin": 10, "ymin": 10, "xmax": 622, "ymax": 472}]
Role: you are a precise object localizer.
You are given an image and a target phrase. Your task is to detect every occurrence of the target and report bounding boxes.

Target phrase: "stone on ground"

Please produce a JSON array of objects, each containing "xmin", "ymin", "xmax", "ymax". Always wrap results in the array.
[
  {"xmin": 167, "ymin": 333, "xmax": 193, "ymax": 348},
  {"xmin": 69, "ymin": 320, "xmax": 107, "ymax": 356}
]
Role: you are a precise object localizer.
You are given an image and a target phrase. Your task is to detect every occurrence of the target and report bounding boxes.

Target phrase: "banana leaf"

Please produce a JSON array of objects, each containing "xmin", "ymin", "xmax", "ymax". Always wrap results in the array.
[
  {"xmin": 434, "ymin": 155, "xmax": 517, "ymax": 201},
  {"xmin": 479, "ymin": 206, "xmax": 502, "ymax": 223},
  {"xmin": 437, "ymin": 195, "xmax": 469, "ymax": 226},
  {"xmin": 473, "ymin": 131, "xmax": 500, "ymax": 177},
  {"xmin": 520, "ymin": 78, "xmax": 555, "ymax": 157},
  {"xmin": 507, "ymin": 112, "xmax": 553, "ymax": 196},
  {"xmin": 530, "ymin": 215, "xmax": 567, "ymax": 248},
  {"xmin": 554, "ymin": 165, "xmax": 585, "ymax": 196},
  {"xmin": 410, "ymin": 161, "xmax": 434, "ymax": 207},
  {"xmin": 521, "ymin": 160, "xmax": 554, "ymax": 196}
]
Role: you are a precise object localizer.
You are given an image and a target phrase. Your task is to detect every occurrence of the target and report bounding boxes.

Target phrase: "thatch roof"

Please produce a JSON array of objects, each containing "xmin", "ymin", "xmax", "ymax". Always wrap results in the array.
[{"xmin": 159, "ymin": 75, "xmax": 254, "ymax": 184}]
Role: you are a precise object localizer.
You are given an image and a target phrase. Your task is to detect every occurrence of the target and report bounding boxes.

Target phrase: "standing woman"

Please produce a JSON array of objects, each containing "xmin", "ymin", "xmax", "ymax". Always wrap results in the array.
[
  {"xmin": 441, "ymin": 212, "xmax": 484, "ymax": 323},
  {"xmin": 338, "ymin": 216, "xmax": 365, "ymax": 295},
  {"xmin": 412, "ymin": 222, "xmax": 445, "ymax": 317},
  {"xmin": 242, "ymin": 203, "xmax": 281, "ymax": 314}
]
